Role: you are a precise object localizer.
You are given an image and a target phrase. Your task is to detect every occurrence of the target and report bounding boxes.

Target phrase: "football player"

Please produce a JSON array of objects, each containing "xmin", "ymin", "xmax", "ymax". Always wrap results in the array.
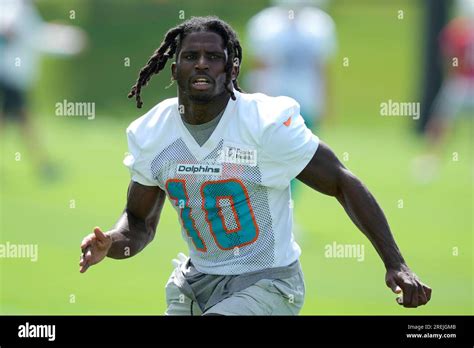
[{"xmin": 79, "ymin": 16, "xmax": 431, "ymax": 315}]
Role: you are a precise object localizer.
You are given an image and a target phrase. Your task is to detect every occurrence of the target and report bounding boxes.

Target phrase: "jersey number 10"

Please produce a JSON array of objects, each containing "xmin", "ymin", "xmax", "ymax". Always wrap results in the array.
[{"xmin": 166, "ymin": 178, "xmax": 259, "ymax": 252}]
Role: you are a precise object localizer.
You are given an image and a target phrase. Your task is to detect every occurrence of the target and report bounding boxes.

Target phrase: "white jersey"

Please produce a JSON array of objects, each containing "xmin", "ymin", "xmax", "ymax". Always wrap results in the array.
[{"xmin": 124, "ymin": 90, "xmax": 319, "ymax": 275}]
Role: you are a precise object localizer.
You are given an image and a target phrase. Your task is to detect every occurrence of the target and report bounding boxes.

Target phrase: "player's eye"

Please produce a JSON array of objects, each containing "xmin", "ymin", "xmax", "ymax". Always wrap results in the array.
[{"xmin": 184, "ymin": 54, "xmax": 196, "ymax": 60}]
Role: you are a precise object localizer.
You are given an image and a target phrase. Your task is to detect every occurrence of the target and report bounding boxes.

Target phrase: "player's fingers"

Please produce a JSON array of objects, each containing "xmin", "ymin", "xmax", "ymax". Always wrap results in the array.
[
  {"xmin": 422, "ymin": 283, "xmax": 432, "ymax": 302},
  {"xmin": 80, "ymin": 262, "xmax": 90, "ymax": 273},
  {"xmin": 85, "ymin": 249, "xmax": 93, "ymax": 263},
  {"xmin": 386, "ymin": 277, "xmax": 404, "ymax": 305},
  {"xmin": 396, "ymin": 293, "xmax": 404, "ymax": 305},
  {"xmin": 386, "ymin": 278, "xmax": 402, "ymax": 294},
  {"xmin": 93, "ymin": 227, "xmax": 107, "ymax": 242},
  {"xmin": 399, "ymin": 281, "xmax": 415, "ymax": 308},
  {"xmin": 81, "ymin": 245, "xmax": 91, "ymax": 259},
  {"xmin": 79, "ymin": 253, "xmax": 88, "ymax": 272},
  {"xmin": 416, "ymin": 282, "xmax": 428, "ymax": 306},
  {"xmin": 410, "ymin": 288, "xmax": 420, "ymax": 308},
  {"xmin": 80, "ymin": 234, "xmax": 94, "ymax": 249},
  {"xmin": 403, "ymin": 284, "xmax": 418, "ymax": 308}
]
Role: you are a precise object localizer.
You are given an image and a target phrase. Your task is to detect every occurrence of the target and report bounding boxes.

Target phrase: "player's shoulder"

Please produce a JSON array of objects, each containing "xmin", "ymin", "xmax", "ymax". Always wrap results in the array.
[
  {"xmin": 236, "ymin": 91, "xmax": 300, "ymax": 129},
  {"xmin": 126, "ymin": 97, "xmax": 178, "ymax": 141}
]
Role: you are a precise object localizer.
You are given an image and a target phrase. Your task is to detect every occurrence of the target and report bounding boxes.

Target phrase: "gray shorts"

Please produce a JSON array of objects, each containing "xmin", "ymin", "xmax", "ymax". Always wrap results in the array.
[{"xmin": 164, "ymin": 258, "xmax": 305, "ymax": 316}]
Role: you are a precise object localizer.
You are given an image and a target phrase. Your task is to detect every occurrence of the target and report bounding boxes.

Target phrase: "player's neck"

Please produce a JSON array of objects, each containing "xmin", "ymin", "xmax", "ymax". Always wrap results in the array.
[{"xmin": 178, "ymin": 92, "xmax": 230, "ymax": 125}]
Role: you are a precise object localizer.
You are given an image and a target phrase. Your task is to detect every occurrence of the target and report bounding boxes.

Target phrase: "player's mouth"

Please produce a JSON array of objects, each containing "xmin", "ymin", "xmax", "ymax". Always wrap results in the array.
[{"xmin": 190, "ymin": 76, "xmax": 213, "ymax": 91}]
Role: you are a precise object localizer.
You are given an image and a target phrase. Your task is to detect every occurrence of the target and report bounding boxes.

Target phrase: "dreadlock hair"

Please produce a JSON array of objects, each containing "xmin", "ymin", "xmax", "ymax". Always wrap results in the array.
[{"xmin": 128, "ymin": 16, "xmax": 243, "ymax": 108}]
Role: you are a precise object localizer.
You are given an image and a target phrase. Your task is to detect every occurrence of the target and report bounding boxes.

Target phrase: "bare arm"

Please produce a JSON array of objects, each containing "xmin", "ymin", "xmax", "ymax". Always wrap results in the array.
[
  {"xmin": 107, "ymin": 181, "xmax": 166, "ymax": 259},
  {"xmin": 79, "ymin": 181, "xmax": 166, "ymax": 272},
  {"xmin": 297, "ymin": 141, "xmax": 432, "ymax": 308}
]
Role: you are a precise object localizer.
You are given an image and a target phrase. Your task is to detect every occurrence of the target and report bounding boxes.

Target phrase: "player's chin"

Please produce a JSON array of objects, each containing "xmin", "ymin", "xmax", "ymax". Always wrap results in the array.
[{"xmin": 188, "ymin": 91, "xmax": 215, "ymax": 104}]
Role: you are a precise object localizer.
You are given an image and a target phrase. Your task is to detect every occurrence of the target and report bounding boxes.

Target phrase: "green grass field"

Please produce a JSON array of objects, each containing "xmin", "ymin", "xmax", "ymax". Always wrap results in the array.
[{"xmin": 0, "ymin": 0, "xmax": 472, "ymax": 315}]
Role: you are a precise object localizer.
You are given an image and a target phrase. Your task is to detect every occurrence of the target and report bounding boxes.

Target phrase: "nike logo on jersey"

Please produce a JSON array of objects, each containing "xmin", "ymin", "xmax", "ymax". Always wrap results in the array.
[{"xmin": 283, "ymin": 116, "xmax": 292, "ymax": 127}]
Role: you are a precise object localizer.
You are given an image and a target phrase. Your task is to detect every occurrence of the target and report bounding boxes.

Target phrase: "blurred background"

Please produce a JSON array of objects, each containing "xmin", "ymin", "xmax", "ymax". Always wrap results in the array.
[{"xmin": 0, "ymin": 0, "xmax": 472, "ymax": 315}]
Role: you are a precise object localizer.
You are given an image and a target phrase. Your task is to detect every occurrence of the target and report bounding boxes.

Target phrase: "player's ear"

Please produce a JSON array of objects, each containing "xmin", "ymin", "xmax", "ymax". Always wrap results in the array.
[{"xmin": 171, "ymin": 62, "xmax": 177, "ymax": 80}]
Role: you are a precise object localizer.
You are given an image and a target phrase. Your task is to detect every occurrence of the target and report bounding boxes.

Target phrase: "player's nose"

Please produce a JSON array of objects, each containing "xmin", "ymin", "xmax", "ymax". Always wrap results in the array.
[{"xmin": 194, "ymin": 55, "xmax": 209, "ymax": 70}]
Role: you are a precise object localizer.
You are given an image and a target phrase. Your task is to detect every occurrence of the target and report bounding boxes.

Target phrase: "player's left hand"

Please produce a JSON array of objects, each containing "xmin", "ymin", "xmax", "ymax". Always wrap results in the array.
[{"xmin": 385, "ymin": 263, "xmax": 432, "ymax": 308}]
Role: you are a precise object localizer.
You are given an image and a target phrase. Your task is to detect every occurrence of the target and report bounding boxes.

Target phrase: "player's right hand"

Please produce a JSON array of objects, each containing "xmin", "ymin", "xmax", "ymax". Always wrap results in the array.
[{"xmin": 79, "ymin": 227, "xmax": 112, "ymax": 273}]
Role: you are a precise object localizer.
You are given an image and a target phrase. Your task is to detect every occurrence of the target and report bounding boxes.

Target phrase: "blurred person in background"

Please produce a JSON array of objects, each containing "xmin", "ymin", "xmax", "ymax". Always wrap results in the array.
[
  {"xmin": 246, "ymin": 0, "xmax": 337, "ymax": 232},
  {"xmin": 0, "ymin": 0, "xmax": 86, "ymax": 179},
  {"xmin": 246, "ymin": 0, "xmax": 336, "ymax": 132},
  {"xmin": 413, "ymin": 0, "xmax": 474, "ymax": 183}
]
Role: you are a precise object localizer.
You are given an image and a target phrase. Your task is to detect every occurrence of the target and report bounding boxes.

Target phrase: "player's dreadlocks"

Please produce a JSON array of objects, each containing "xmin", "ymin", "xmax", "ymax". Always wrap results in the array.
[{"xmin": 128, "ymin": 16, "xmax": 243, "ymax": 108}]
